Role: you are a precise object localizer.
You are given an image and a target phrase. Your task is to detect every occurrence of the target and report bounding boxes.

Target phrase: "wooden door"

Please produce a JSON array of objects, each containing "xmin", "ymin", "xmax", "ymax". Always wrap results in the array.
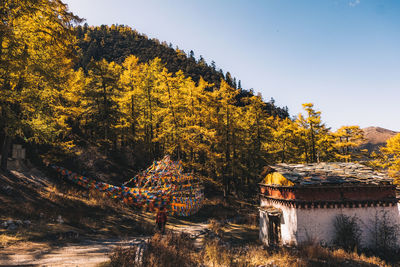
[{"xmin": 268, "ymin": 215, "xmax": 281, "ymax": 245}]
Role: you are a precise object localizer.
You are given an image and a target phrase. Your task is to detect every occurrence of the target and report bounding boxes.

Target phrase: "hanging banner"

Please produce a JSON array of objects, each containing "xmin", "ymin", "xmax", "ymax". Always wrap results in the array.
[{"xmin": 52, "ymin": 155, "xmax": 204, "ymax": 216}]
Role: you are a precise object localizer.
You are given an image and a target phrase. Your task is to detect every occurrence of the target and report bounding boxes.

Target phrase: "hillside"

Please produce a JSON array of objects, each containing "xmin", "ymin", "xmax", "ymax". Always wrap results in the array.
[
  {"xmin": 74, "ymin": 24, "xmax": 290, "ymax": 119},
  {"xmin": 362, "ymin": 126, "xmax": 398, "ymax": 152}
]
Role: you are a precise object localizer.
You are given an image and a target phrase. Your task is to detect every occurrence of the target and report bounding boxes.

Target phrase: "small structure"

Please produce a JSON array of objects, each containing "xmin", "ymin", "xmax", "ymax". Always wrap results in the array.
[
  {"xmin": 259, "ymin": 162, "xmax": 400, "ymax": 247},
  {"xmin": 12, "ymin": 144, "xmax": 26, "ymax": 160}
]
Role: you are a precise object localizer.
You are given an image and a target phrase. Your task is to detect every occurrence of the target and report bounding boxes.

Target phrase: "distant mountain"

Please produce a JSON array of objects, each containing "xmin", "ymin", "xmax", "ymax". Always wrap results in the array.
[{"xmin": 361, "ymin": 126, "xmax": 398, "ymax": 152}]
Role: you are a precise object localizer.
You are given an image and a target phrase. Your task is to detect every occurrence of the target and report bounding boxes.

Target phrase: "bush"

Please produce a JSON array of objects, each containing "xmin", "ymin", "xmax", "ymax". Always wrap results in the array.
[
  {"xmin": 208, "ymin": 219, "xmax": 223, "ymax": 236},
  {"xmin": 333, "ymin": 214, "xmax": 361, "ymax": 251},
  {"xmin": 109, "ymin": 246, "xmax": 139, "ymax": 267},
  {"xmin": 369, "ymin": 211, "xmax": 400, "ymax": 260}
]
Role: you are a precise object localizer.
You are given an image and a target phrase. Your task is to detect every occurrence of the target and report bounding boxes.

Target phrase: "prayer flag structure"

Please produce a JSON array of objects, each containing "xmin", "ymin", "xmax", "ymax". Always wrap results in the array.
[{"xmin": 52, "ymin": 155, "xmax": 204, "ymax": 216}]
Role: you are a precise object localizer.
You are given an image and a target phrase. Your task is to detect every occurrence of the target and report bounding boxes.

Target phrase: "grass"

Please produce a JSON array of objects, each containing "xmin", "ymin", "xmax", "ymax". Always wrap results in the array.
[
  {"xmin": 106, "ymin": 231, "xmax": 389, "ymax": 267},
  {"xmin": 0, "ymin": 233, "xmax": 23, "ymax": 247},
  {"xmin": 106, "ymin": 232, "xmax": 199, "ymax": 267}
]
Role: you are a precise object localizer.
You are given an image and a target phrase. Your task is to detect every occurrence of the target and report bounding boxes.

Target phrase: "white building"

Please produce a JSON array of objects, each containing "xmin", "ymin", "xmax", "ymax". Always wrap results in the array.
[{"xmin": 259, "ymin": 163, "xmax": 400, "ymax": 248}]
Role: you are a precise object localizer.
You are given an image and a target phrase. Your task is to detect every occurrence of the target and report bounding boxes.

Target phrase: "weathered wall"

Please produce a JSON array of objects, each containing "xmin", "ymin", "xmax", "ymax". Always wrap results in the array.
[
  {"xmin": 260, "ymin": 186, "xmax": 296, "ymax": 200},
  {"xmin": 296, "ymin": 204, "xmax": 400, "ymax": 247},
  {"xmin": 259, "ymin": 185, "xmax": 395, "ymax": 201},
  {"xmin": 260, "ymin": 197, "xmax": 400, "ymax": 247},
  {"xmin": 260, "ymin": 198, "xmax": 298, "ymax": 245},
  {"xmin": 259, "ymin": 209, "xmax": 269, "ymax": 245},
  {"xmin": 294, "ymin": 186, "xmax": 395, "ymax": 201}
]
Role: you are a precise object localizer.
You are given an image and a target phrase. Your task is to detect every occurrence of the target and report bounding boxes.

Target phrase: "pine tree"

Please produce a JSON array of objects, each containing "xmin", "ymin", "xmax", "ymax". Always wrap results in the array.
[
  {"xmin": 208, "ymin": 80, "xmax": 240, "ymax": 195},
  {"xmin": 297, "ymin": 103, "xmax": 331, "ymax": 162},
  {"xmin": 118, "ymin": 55, "xmax": 142, "ymax": 147},
  {"xmin": 84, "ymin": 59, "xmax": 122, "ymax": 147},
  {"xmin": 269, "ymin": 118, "xmax": 300, "ymax": 163},
  {"xmin": 334, "ymin": 126, "xmax": 366, "ymax": 162},
  {"xmin": 379, "ymin": 133, "xmax": 400, "ymax": 179}
]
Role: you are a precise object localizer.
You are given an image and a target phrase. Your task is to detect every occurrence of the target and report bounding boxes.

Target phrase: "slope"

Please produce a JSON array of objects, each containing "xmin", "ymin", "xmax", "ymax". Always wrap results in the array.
[{"xmin": 362, "ymin": 126, "xmax": 399, "ymax": 152}]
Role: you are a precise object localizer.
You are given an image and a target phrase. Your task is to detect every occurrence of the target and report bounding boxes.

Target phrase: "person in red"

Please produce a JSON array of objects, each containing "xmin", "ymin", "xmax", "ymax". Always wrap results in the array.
[{"xmin": 156, "ymin": 206, "xmax": 167, "ymax": 234}]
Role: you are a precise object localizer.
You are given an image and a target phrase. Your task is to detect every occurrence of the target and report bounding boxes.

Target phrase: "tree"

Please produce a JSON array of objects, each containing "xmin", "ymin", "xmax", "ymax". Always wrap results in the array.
[
  {"xmin": 297, "ymin": 103, "xmax": 331, "ymax": 163},
  {"xmin": 118, "ymin": 55, "xmax": 141, "ymax": 147},
  {"xmin": 334, "ymin": 126, "xmax": 366, "ymax": 162},
  {"xmin": 379, "ymin": 133, "xmax": 400, "ymax": 178},
  {"xmin": 241, "ymin": 95, "xmax": 274, "ymax": 186},
  {"xmin": 84, "ymin": 59, "xmax": 122, "ymax": 147},
  {"xmin": 0, "ymin": 0, "xmax": 81, "ymax": 170},
  {"xmin": 225, "ymin": 72, "xmax": 233, "ymax": 86},
  {"xmin": 269, "ymin": 118, "xmax": 300, "ymax": 163}
]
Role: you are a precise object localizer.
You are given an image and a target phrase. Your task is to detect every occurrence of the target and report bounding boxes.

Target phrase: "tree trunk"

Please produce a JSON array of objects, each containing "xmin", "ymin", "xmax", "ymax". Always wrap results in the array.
[
  {"xmin": 131, "ymin": 95, "xmax": 136, "ymax": 146},
  {"xmin": 224, "ymin": 104, "xmax": 230, "ymax": 196},
  {"xmin": 146, "ymin": 83, "xmax": 154, "ymax": 157},
  {"xmin": 102, "ymin": 80, "xmax": 108, "ymax": 140},
  {"xmin": 310, "ymin": 124, "xmax": 316, "ymax": 162},
  {"xmin": 1, "ymin": 133, "xmax": 11, "ymax": 171}
]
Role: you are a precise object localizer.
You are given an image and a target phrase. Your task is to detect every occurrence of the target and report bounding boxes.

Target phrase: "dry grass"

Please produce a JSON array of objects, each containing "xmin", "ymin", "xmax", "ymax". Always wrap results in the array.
[
  {"xmin": 208, "ymin": 219, "xmax": 223, "ymax": 236},
  {"xmin": 201, "ymin": 242, "xmax": 389, "ymax": 267},
  {"xmin": 0, "ymin": 233, "xmax": 23, "ymax": 247},
  {"xmin": 108, "ymin": 232, "xmax": 198, "ymax": 267},
  {"xmin": 107, "ymin": 231, "xmax": 389, "ymax": 267}
]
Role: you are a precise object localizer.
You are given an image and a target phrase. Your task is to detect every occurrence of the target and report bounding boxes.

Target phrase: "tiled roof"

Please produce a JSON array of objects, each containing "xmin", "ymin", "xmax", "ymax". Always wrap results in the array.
[{"xmin": 269, "ymin": 162, "xmax": 393, "ymax": 186}]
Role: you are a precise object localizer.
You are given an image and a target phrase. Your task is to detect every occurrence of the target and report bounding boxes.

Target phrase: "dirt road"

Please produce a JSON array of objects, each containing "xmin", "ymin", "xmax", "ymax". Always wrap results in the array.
[
  {"xmin": 0, "ymin": 237, "xmax": 148, "ymax": 267},
  {"xmin": 0, "ymin": 221, "xmax": 211, "ymax": 267}
]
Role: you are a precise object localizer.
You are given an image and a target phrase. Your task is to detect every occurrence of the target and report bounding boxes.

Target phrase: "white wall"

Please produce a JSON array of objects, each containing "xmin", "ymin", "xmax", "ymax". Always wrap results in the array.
[
  {"xmin": 260, "ymin": 198, "xmax": 400, "ymax": 248},
  {"xmin": 260, "ymin": 199, "xmax": 298, "ymax": 245},
  {"xmin": 296, "ymin": 204, "xmax": 400, "ymax": 248}
]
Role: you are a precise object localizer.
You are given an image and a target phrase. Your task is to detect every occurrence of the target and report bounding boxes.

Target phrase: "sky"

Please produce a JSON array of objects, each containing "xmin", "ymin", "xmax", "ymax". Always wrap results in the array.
[{"xmin": 64, "ymin": 0, "xmax": 400, "ymax": 131}]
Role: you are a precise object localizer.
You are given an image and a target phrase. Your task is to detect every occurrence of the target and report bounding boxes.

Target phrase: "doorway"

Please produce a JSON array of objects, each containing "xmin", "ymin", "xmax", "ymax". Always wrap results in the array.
[{"xmin": 268, "ymin": 214, "xmax": 281, "ymax": 245}]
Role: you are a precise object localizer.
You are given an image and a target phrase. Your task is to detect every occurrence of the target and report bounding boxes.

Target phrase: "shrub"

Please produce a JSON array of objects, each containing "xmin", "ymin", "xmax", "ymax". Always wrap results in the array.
[
  {"xmin": 333, "ymin": 214, "xmax": 361, "ymax": 251},
  {"xmin": 369, "ymin": 211, "xmax": 400, "ymax": 260},
  {"xmin": 109, "ymin": 246, "xmax": 139, "ymax": 267},
  {"xmin": 202, "ymin": 240, "xmax": 233, "ymax": 266},
  {"xmin": 208, "ymin": 219, "xmax": 223, "ymax": 236}
]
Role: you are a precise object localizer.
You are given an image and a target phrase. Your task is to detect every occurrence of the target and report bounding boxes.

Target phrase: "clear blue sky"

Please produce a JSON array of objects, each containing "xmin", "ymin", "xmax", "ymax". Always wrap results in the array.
[{"xmin": 64, "ymin": 0, "xmax": 400, "ymax": 131}]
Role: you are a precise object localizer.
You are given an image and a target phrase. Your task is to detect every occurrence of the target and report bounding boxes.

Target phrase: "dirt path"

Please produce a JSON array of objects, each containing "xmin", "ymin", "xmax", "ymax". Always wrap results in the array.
[
  {"xmin": 0, "ymin": 237, "xmax": 149, "ymax": 267},
  {"xmin": 0, "ymin": 221, "xmax": 211, "ymax": 267},
  {"xmin": 168, "ymin": 220, "xmax": 210, "ymax": 248}
]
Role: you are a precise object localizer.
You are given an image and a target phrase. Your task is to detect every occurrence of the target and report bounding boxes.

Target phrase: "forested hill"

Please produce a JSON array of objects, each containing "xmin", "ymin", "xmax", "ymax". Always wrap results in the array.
[
  {"xmin": 75, "ymin": 24, "xmax": 224, "ymax": 85},
  {"xmin": 75, "ymin": 24, "xmax": 289, "ymax": 119}
]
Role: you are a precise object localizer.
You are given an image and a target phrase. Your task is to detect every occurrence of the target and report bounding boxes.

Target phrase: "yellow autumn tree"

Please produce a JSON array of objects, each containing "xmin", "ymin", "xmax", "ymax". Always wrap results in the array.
[
  {"xmin": 296, "ymin": 103, "xmax": 332, "ymax": 162},
  {"xmin": 83, "ymin": 59, "xmax": 122, "ymax": 148},
  {"xmin": 334, "ymin": 126, "xmax": 366, "ymax": 162},
  {"xmin": 241, "ymin": 95, "xmax": 273, "ymax": 183},
  {"xmin": 0, "ymin": 0, "xmax": 81, "ymax": 170},
  {"xmin": 118, "ymin": 55, "xmax": 142, "ymax": 146},
  {"xmin": 268, "ymin": 118, "xmax": 301, "ymax": 163},
  {"xmin": 380, "ymin": 133, "xmax": 400, "ymax": 178}
]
